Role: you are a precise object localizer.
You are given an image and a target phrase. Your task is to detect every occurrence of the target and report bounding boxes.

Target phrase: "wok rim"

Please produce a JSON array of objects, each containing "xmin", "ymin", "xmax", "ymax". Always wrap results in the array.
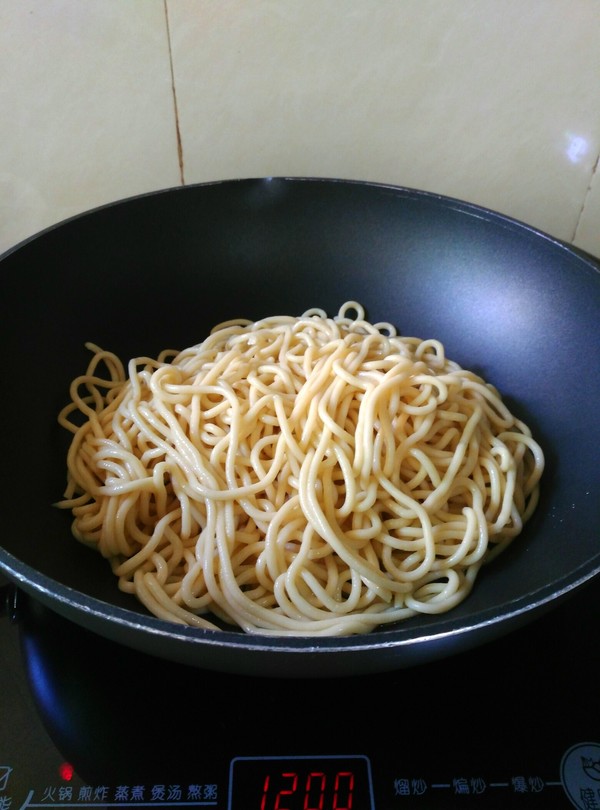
[
  {"xmin": 2, "ymin": 547, "xmax": 599, "ymax": 655},
  {"xmin": 2, "ymin": 175, "xmax": 599, "ymax": 270}
]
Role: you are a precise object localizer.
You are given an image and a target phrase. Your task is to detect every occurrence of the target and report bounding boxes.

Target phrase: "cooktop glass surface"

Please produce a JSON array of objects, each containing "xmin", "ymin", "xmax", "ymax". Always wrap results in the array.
[{"xmin": 1, "ymin": 573, "xmax": 599, "ymax": 810}]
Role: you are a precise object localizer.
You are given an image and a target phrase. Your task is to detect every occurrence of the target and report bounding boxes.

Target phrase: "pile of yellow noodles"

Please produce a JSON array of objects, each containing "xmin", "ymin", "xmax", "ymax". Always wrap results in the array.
[{"xmin": 57, "ymin": 302, "xmax": 544, "ymax": 636}]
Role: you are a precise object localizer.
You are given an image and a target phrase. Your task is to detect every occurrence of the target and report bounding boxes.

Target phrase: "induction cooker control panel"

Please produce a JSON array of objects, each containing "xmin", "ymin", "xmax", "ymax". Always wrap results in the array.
[{"xmin": 4, "ymin": 746, "xmax": 600, "ymax": 810}]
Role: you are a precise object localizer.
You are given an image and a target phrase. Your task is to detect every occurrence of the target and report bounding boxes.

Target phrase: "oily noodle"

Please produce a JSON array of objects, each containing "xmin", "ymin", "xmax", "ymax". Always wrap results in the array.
[{"xmin": 57, "ymin": 302, "xmax": 544, "ymax": 636}]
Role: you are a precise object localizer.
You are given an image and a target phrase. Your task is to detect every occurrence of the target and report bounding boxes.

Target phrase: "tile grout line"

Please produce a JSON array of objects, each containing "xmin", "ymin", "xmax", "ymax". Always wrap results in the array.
[
  {"xmin": 571, "ymin": 149, "xmax": 600, "ymax": 244},
  {"xmin": 164, "ymin": 0, "xmax": 185, "ymax": 186}
]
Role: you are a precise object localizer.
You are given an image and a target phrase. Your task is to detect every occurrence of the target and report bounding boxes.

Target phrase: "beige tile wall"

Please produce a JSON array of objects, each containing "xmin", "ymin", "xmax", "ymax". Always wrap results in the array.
[{"xmin": 1, "ymin": 0, "xmax": 599, "ymax": 259}]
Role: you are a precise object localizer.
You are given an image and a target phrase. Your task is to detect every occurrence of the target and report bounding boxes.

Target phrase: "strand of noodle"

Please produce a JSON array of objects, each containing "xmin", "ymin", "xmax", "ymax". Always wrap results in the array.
[
  {"xmin": 283, "ymin": 525, "xmax": 364, "ymax": 617},
  {"xmin": 354, "ymin": 364, "xmax": 427, "ymax": 479},
  {"xmin": 420, "ymin": 405, "xmax": 483, "ymax": 513},
  {"xmin": 133, "ymin": 569, "xmax": 219, "ymax": 629},
  {"xmin": 405, "ymin": 567, "xmax": 475, "ymax": 614},
  {"xmin": 112, "ymin": 510, "xmax": 183, "ymax": 578},
  {"xmin": 261, "ymin": 496, "xmax": 305, "ymax": 582},
  {"xmin": 500, "ymin": 430, "xmax": 545, "ymax": 493},
  {"xmin": 375, "ymin": 474, "xmax": 437, "ymax": 581},
  {"xmin": 301, "ymin": 432, "xmax": 413, "ymax": 597},
  {"xmin": 207, "ymin": 502, "xmax": 324, "ymax": 632},
  {"xmin": 134, "ymin": 387, "xmax": 287, "ymax": 502}
]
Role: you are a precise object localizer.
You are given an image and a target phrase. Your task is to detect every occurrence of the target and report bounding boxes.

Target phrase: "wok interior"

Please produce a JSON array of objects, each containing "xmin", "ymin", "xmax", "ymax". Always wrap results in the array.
[{"xmin": 2, "ymin": 178, "xmax": 599, "ymax": 647}]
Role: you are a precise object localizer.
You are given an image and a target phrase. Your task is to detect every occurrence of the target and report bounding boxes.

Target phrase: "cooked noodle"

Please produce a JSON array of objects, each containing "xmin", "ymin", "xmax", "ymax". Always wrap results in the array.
[{"xmin": 56, "ymin": 302, "xmax": 544, "ymax": 636}]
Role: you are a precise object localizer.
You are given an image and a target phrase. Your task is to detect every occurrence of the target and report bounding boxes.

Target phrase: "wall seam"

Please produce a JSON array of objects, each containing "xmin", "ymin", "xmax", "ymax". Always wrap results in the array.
[
  {"xmin": 572, "ymin": 150, "xmax": 600, "ymax": 244},
  {"xmin": 164, "ymin": 0, "xmax": 185, "ymax": 186}
]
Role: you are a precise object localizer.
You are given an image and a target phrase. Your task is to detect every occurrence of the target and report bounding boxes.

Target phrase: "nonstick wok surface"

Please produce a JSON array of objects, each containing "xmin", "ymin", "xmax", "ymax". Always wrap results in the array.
[{"xmin": 1, "ymin": 177, "xmax": 599, "ymax": 678}]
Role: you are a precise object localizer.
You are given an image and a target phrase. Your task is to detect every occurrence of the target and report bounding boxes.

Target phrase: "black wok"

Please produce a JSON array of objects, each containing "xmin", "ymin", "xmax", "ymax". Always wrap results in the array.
[{"xmin": 1, "ymin": 177, "xmax": 599, "ymax": 678}]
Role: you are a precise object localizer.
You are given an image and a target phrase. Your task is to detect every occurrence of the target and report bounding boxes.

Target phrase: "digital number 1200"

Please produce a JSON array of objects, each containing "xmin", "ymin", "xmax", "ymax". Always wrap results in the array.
[{"xmin": 228, "ymin": 755, "xmax": 375, "ymax": 810}]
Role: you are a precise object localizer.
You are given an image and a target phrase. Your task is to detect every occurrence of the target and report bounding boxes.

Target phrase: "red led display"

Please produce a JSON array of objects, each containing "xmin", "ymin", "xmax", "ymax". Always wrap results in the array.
[{"xmin": 229, "ymin": 755, "xmax": 374, "ymax": 810}]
